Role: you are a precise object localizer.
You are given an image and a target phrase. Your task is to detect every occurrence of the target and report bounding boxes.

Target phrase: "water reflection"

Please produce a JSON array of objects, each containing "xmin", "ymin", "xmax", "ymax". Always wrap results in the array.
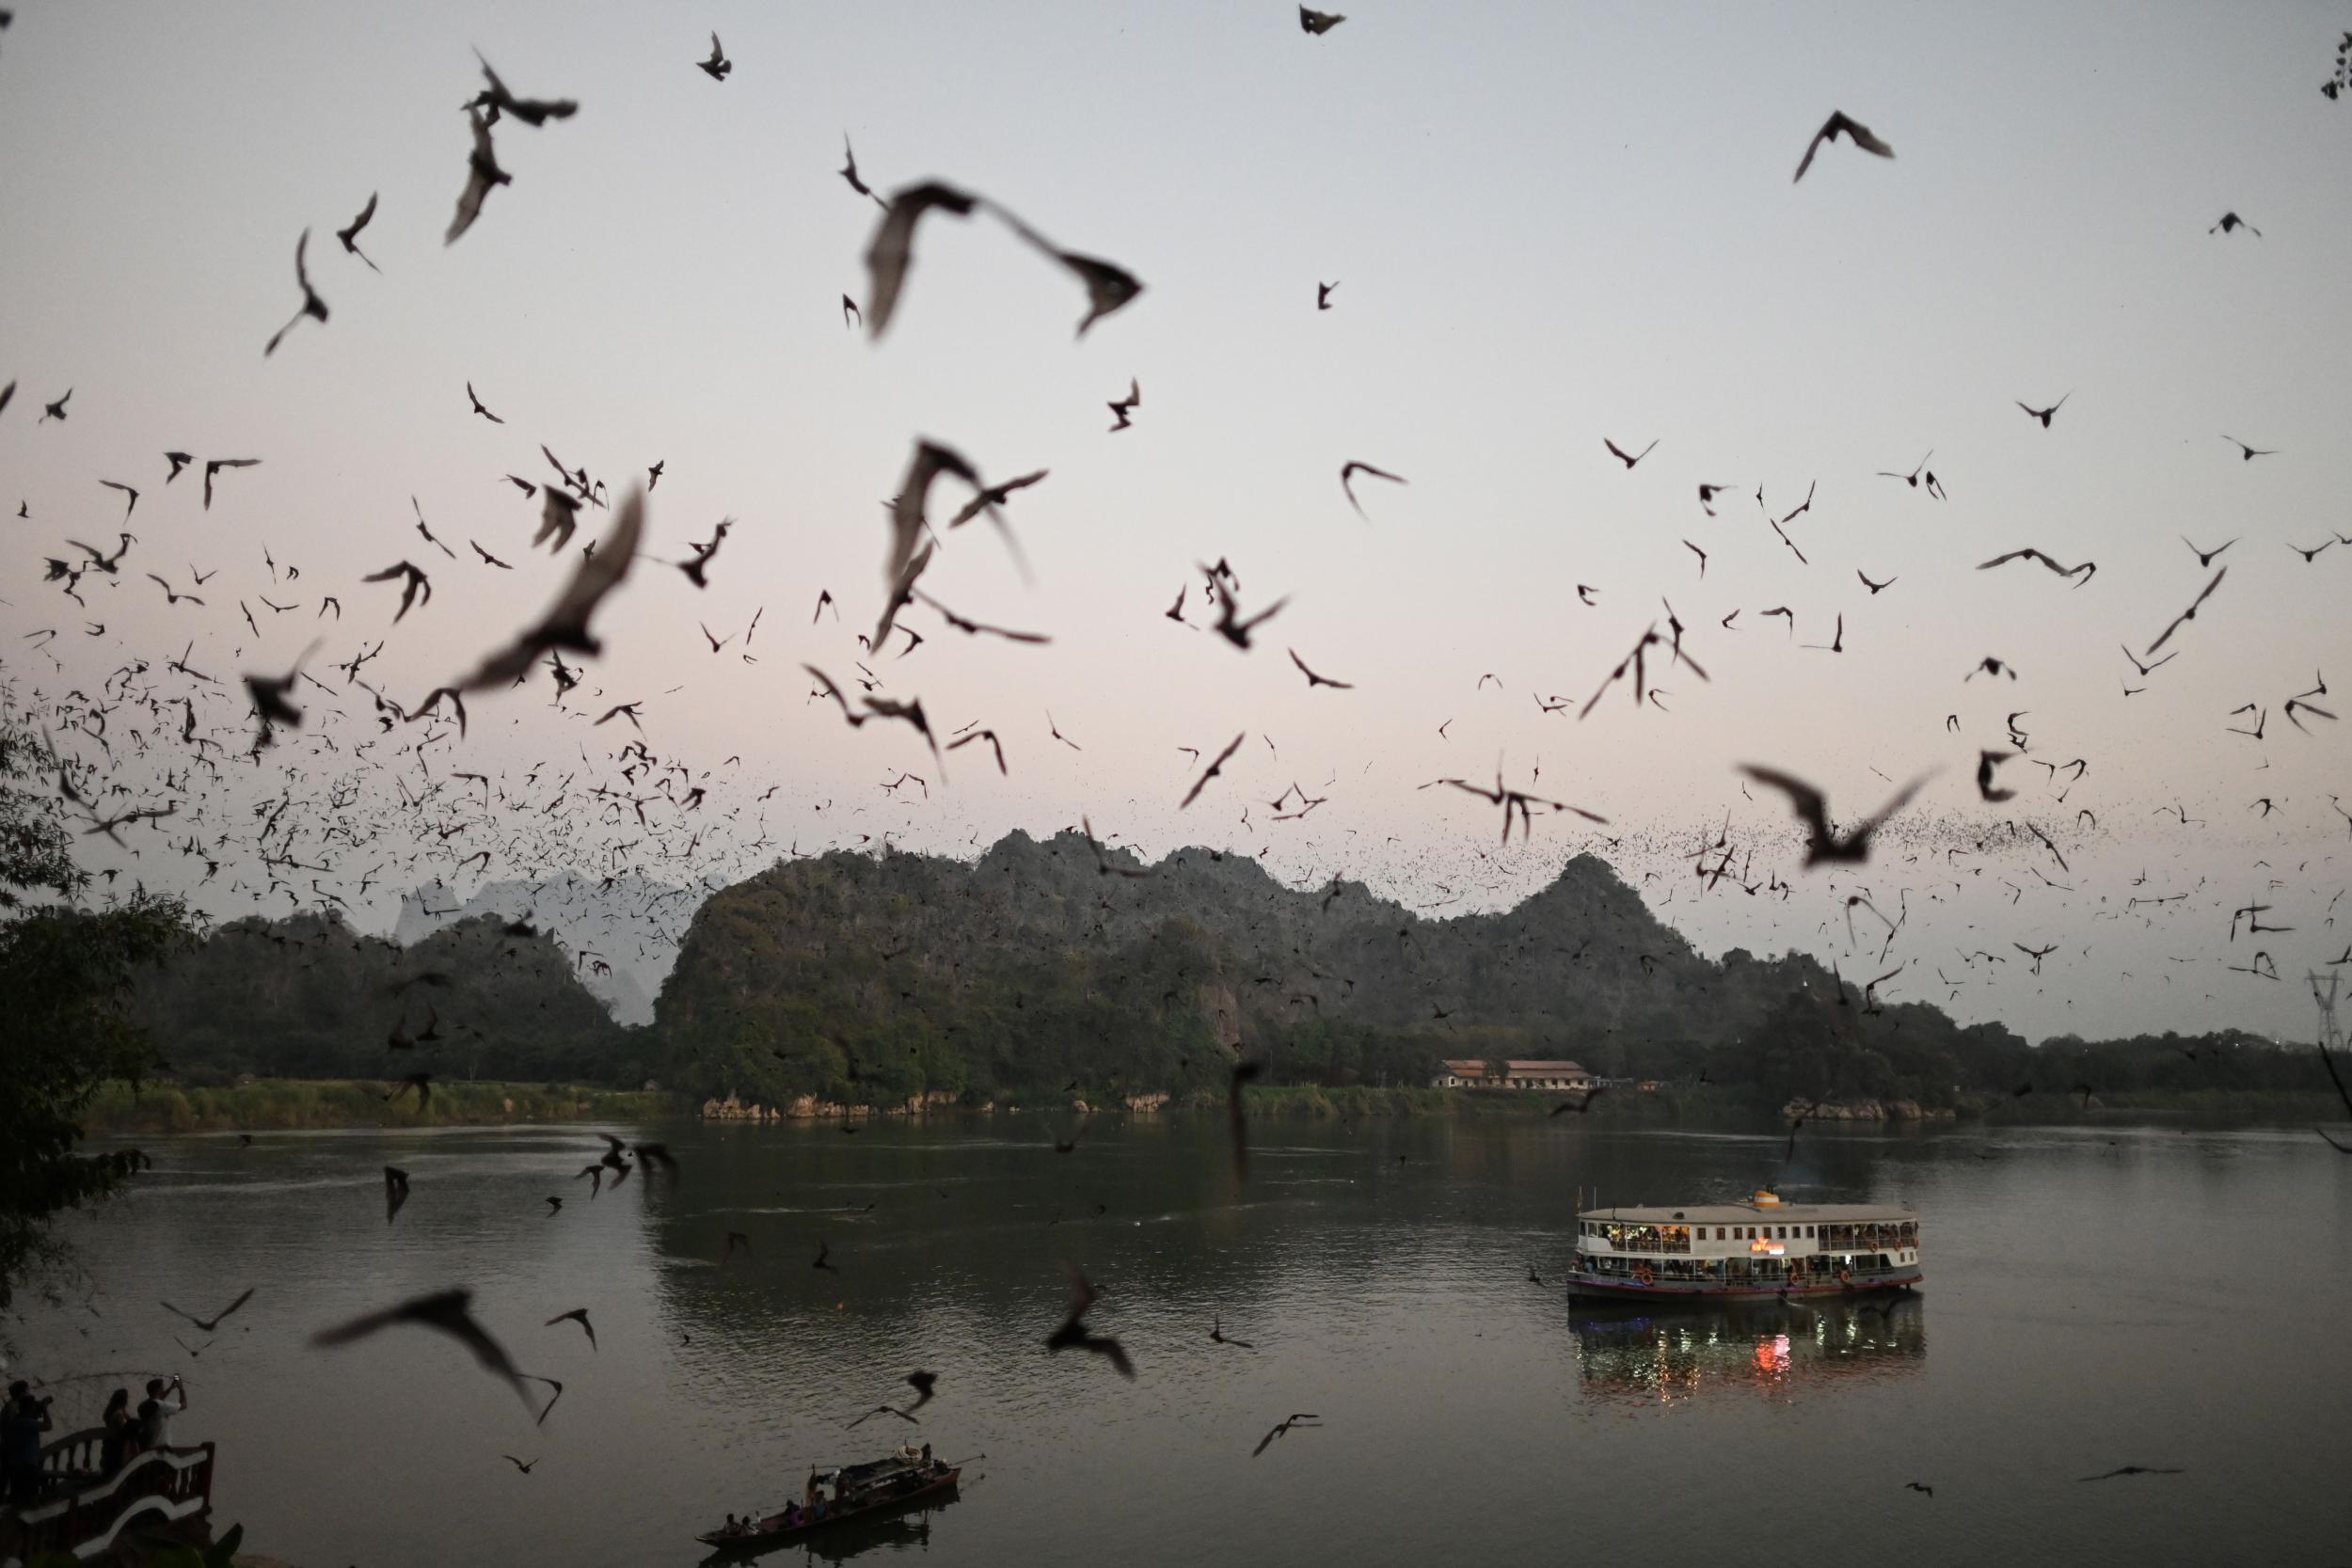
[
  {"xmin": 803, "ymin": 1497, "xmax": 954, "ymax": 1563},
  {"xmin": 25, "ymin": 1119, "xmax": 2348, "ymax": 1568},
  {"xmin": 1570, "ymin": 1298, "xmax": 1927, "ymax": 1407}
]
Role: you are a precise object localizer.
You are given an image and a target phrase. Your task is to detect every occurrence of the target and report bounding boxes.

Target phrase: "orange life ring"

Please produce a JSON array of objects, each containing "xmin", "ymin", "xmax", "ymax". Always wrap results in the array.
[{"xmin": 1634, "ymin": 1263, "xmax": 1654, "ymax": 1286}]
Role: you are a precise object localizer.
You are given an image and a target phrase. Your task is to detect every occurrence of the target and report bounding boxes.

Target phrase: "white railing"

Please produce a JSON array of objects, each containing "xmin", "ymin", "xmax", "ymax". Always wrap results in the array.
[{"xmin": 0, "ymin": 1435, "xmax": 215, "ymax": 1566}]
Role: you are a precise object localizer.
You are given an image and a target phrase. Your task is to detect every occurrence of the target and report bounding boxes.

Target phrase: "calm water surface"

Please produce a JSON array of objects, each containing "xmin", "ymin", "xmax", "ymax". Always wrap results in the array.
[{"xmin": 13, "ymin": 1115, "xmax": 2349, "ymax": 1567}]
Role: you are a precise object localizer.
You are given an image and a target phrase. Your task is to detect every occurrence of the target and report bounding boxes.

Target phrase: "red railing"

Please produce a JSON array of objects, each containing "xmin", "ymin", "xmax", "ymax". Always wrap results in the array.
[{"xmin": 0, "ymin": 1428, "xmax": 215, "ymax": 1565}]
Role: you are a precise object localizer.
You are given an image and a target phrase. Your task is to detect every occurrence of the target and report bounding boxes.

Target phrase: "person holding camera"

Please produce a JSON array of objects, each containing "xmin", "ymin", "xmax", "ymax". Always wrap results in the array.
[
  {"xmin": 2, "ymin": 1381, "xmax": 55, "ymax": 1505},
  {"xmin": 140, "ymin": 1377, "xmax": 187, "ymax": 1449}
]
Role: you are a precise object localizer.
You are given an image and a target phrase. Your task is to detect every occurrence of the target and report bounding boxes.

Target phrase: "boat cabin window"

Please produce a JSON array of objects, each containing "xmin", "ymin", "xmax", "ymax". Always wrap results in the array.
[
  {"xmin": 1816, "ymin": 1220, "xmax": 1918, "ymax": 1251},
  {"xmin": 1598, "ymin": 1222, "xmax": 1692, "ymax": 1255}
]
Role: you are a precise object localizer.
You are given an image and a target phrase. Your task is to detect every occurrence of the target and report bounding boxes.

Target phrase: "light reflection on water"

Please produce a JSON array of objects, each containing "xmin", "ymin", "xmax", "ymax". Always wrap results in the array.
[
  {"xmin": 1571, "ymin": 1299, "xmax": 1927, "ymax": 1407},
  {"xmin": 9, "ymin": 1116, "xmax": 2346, "ymax": 1568}
]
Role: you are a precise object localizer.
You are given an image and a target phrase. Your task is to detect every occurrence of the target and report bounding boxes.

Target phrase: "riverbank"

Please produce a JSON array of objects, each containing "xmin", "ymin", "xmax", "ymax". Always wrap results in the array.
[
  {"xmin": 1233, "ymin": 1085, "xmax": 1835, "ymax": 1121},
  {"xmin": 1234, "ymin": 1084, "xmax": 2344, "ymax": 1125},
  {"xmin": 1972, "ymin": 1088, "xmax": 2344, "ymax": 1125},
  {"xmin": 82, "ymin": 1079, "xmax": 2342, "ymax": 1133},
  {"xmin": 82, "ymin": 1079, "xmax": 676, "ymax": 1132}
]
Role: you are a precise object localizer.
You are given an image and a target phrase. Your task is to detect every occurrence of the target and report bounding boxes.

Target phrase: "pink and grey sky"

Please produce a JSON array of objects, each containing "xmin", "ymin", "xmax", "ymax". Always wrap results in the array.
[{"xmin": 3, "ymin": 1, "xmax": 2347, "ymax": 1042}]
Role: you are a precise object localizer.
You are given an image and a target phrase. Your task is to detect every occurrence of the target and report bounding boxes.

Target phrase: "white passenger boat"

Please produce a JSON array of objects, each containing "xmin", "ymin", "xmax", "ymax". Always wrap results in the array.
[{"xmin": 1566, "ymin": 1188, "xmax": 1921, "ymax": 1301}]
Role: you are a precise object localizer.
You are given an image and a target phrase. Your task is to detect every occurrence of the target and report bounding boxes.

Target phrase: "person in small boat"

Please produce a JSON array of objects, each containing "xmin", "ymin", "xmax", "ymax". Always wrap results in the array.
[{"xmin": 723, "ymin": 1513, "xmax": 740, "ymax": 1536}]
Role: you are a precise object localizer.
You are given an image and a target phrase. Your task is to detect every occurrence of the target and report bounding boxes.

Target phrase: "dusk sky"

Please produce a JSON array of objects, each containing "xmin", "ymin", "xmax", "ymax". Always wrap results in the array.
[{"xmin": 4, "ymin": 1, "xmax": 2348, "ymax": 1044}]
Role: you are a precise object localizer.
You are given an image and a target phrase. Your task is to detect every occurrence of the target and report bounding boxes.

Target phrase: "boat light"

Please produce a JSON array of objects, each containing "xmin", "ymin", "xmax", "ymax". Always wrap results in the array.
[{"xmin": 1747, "ymin": 1237, "xmax": 1786, "ymax": 1257}]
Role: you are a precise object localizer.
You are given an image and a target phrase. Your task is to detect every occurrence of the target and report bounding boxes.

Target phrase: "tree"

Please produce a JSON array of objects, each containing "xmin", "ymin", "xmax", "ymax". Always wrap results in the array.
[
  {"xmin": 0, "ymin": 719, "xmax": 195, "ymax": 1309},
  {"xmin": 126, "ymin": 911, "xmax": 640, "ymax": 1085}
]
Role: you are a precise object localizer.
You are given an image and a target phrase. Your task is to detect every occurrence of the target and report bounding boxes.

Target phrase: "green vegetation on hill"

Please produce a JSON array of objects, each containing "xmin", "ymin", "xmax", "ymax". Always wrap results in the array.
[
  {"xmin": 128, "ymin": 910, "xmax": 648, "ymax": 1086},
  {"xmin": 659, "ymin": 854, "xmax": 1232, "ymax": 1108},
  {"xmin": 652, "ymin": 832, "xmax": 2335, "ymax": 1115},
  {"xmin": 2, "ymin": 714, "xmax": 199, "ymax": 1307},
  {"xmin": 108, "ymin": 833, "xmax": 2333, "ymax": 1125}
]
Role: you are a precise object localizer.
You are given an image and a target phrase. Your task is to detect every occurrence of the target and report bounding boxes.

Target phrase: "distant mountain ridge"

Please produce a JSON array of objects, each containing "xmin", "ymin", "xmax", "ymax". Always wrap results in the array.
[
  {"xmin": 396, "ymin": 870, "xmax": 690, "ymax": 1024},
  {"xmin": 652, "ymin": 830, "xmax": 2039, "ymax": 1110},
  {"xmin": 119, "ymin": 832, "xmax": 2324, "ymax": 1113}
]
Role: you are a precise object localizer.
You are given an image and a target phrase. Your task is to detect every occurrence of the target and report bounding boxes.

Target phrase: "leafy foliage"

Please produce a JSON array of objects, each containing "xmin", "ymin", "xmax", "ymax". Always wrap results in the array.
[
  {"xmin": 126, "ymin": 911, "xmax": 646, "ymax": 1086},
  {"xmin": 0, "ymin": 717, "xmax": 196, "ymax": 1309},
  {"xmin": 656, "ymin": 832, "xmax": 2316, "ymax": 1114}
]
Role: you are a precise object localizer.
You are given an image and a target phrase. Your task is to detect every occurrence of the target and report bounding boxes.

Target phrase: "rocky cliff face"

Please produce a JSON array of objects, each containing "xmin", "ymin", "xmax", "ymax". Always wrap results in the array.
[
  {"xmin": 651, "ymin": 830, "xmax": 2035, "ymax": 1110},
  {"xmin": 668, "ymin": 832, "xmax": 1703, "ymax": 1036}
]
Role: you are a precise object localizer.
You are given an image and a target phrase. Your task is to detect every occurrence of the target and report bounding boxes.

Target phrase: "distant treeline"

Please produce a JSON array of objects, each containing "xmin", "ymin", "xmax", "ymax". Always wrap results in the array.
[
  {"xmin": 120, "ymin": 841, "xmax": 2337, "ymax": 1119},
  {"xmin": 84, "ymin": 1079, "xmax": 671, "ymax": 1132},
  {"xmin": 127, "ymin": 910, "xmax": 651, "ymax": 1087},
  {"xmin": 646, "ymin": 833, "xmax": 2338, "ymax": 1114}
]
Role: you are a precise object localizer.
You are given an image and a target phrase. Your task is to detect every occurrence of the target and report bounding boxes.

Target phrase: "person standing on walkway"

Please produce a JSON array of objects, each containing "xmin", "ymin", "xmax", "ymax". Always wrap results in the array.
[{"xmin": 3, "ymin": 1383, "xmax": 55, "ymax": 1505}]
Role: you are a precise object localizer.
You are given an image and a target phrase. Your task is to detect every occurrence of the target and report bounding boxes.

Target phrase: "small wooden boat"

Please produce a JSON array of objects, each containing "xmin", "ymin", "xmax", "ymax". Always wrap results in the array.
[{"xmin": 695, "ymin": 1455, "xmax": 961, "ymax": 1553}]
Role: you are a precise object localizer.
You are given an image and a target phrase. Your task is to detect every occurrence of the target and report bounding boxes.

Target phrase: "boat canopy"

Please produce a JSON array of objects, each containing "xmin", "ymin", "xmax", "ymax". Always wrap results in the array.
[{"xmin": 834, "ymin": 1457, "xmax": 920, "ymax": 1490}]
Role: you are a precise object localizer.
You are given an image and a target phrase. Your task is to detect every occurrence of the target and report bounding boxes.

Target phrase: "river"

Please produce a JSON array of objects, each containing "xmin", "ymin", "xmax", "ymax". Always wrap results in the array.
[{"xmin": 10, "ymin": 1113, "xmax": 2347, "ymax": 1566}]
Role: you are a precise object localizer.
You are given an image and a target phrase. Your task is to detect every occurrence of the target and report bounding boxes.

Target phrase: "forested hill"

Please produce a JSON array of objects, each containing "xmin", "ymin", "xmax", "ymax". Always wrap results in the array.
[
  {"xmin": 130, "ymin": 910, "xmax": 646, "ymax": 1085},
  {"xmin": 118, "ymin": 836, "xmax": 2324, "ymax": 1113},
  {"xmin": 655, "ymin": 832, "xmax": 2074, "ymax": 1110}
]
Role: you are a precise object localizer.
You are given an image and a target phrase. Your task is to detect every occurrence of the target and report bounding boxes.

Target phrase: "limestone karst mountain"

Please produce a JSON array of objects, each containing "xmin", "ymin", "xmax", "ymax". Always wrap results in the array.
[{"xmin": 653, "ymin": 831, "xmax": 2040, "ymax": 1109}]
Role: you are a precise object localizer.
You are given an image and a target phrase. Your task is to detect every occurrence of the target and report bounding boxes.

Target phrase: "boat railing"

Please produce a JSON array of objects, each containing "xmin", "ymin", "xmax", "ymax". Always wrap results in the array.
[
  {"xmin": 1571, "ymin": 1259, "xmax": 1915, "ymax": 1282},
  {"xmin": 0, "ymin": 1430, "xmax": 215, "ymax": 1567}
]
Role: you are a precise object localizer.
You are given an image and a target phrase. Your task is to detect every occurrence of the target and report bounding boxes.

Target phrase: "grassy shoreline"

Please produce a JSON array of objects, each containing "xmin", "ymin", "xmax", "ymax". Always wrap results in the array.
[
  {"xmin": 81, "ymin": 1078, "xmax": 676, "ymax": 1133},
  {"xmin": 1232, "ymin": 1084, "xmax": 2344, "ymax": 1126},
  {"xmin": 1971, "ymin": 1088, "xmax": 2343, "ymax": 1125}
]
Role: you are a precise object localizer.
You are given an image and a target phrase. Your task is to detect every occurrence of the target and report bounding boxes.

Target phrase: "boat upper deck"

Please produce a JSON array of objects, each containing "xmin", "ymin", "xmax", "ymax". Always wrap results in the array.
[
  {"xmin": 1577, "ymin": 1202, "xmax": 1913, "ymax": 1226},
  {"xmin": 1574, "ymin": 1195, "xmax": 1919, "ymax": 1264}
]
